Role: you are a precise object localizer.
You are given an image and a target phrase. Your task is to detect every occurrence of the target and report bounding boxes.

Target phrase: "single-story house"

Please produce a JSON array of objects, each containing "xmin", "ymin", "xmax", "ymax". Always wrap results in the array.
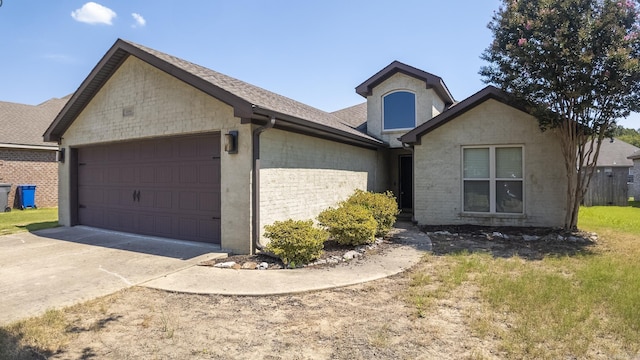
[
  {"xmin": 0, "ymin": 96, "xmax": 68, "ymax": 209},
  {"xmin": 629, "ymin": 149, "xmax": 640, "ymax": 200},
  {"xmin": 582, "ymin": 138, "xmax": 639, "ymax": 206},
  {"xmin": 44, "ymin": 39, "xmax": 568, "ymax": 254}
]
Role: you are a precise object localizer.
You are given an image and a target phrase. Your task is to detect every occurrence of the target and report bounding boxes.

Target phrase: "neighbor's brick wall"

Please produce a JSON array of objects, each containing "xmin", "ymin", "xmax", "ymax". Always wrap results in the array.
[
  {"xmin": 0, "ymin": 148, "xmax": 58, "ymax": 208},
  {"xmin": 259, "ymin": 129, "xmax": 387, "ymax": 242},
  {"xmin": 59, "ymin": 56, "xmax": 254, "ymax": 254},
  {"xmin": 413, "ymin": 99, "xmax": 567, "ymax": 228}
]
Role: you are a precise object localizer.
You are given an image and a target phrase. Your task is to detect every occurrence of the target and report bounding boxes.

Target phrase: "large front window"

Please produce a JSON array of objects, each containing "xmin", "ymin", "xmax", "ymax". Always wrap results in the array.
[
  {"xmin": 383, "ymin": 91, "xmax": 416, "ymax": 130},
  {"xmin": 463, "ymin": 146, "xmax": 524, "ymax": 214}
]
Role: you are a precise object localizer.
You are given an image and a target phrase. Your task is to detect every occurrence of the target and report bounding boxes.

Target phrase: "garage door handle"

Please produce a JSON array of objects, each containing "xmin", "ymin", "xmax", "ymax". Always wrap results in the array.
[{"xmin": 133, "ymin": 190, "xmax": 140, "ymax": 202}]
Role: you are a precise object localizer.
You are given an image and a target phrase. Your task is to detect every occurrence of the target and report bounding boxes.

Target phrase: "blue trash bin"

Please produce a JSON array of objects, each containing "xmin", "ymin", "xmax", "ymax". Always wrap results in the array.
[{"xmin": 17, "ymin": 184, "xmax": 37, "ymax": 210}]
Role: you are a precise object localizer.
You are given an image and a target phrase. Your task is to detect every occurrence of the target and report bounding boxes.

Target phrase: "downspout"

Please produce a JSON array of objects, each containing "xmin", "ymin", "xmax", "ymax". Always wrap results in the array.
[{"xmin": 252, "ymin": 116, "xmax": 276, "ymax": 253}]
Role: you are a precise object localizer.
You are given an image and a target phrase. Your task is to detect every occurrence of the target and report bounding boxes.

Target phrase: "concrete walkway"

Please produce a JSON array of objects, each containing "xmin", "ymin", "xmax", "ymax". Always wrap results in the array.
[
  {"xmin": 0, "ymin": 222, "xmax": 430, "ymax": 325},
  {"xmin": 142, "ymin": 222, "xmax": 431, "ymax": 295}
]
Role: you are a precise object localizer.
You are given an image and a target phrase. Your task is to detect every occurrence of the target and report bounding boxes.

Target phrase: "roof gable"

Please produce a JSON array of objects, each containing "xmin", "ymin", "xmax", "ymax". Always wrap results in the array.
[
  {"xmin": 44, "ymin": 39, "xmax": 382, "ymax": 147},
  {"xmin": 400, "ymin": 86, "xmax": 529, "ymax": 144},
  {"xmin": 355, "ymin": 61, "xmax": 455, "ymax": 106}
]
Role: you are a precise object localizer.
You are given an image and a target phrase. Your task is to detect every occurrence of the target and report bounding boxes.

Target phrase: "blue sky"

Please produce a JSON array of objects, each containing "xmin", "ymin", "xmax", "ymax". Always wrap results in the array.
[{"xmin": 1, "ymin": 0, "xmax": 639, "ymax": 129}]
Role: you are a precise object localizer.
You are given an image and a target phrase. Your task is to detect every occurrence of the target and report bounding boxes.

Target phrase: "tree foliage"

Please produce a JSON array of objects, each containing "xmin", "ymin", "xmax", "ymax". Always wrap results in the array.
[
  {"xmin": 481, "ymin": 0, "xmax": 640, "ymax": 229},
  {"xmin": 613, "ymin": 125, "xmax": 640, "ymax": 146}
]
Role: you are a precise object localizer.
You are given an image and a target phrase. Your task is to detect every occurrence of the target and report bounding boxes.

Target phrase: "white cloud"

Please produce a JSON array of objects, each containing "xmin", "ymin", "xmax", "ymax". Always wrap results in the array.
[
  {"xmin": 71, "ymin": 2, "xmax": 117, "ymax": 25},
  {"xmin": 131, "ymin": 13, "xmax": 146, "ymax": 27}
]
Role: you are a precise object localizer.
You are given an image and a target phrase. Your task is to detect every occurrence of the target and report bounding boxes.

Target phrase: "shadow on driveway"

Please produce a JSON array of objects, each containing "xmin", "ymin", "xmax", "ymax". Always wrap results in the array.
[{"xmin": 0, "ymin": 226, "xmax": 225, "ymax": 325}]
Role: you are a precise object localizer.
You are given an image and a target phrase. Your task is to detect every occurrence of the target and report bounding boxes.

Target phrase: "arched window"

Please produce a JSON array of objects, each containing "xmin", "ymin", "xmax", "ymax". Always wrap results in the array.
[{"xmin": 383, "ymin": 91, "xmax": 416, "ymax": 130}]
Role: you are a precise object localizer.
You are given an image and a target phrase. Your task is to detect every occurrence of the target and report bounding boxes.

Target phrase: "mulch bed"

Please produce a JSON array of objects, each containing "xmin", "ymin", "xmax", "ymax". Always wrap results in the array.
[{"xmin": 198, "ymin": 238, "xmax": 400, "ymax": 270}]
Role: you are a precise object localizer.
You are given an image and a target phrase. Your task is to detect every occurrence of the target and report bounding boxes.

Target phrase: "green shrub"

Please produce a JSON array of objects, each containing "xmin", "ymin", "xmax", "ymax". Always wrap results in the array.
[
  {"xmin": 317, "ymin": 203, "xmax": 377, "ymax": 246},
  {"xmin": 263, "ymin": 219, "xmax": 328, "ymax": 267},
  {"xmin": 345, "ymin": 190, "xmax": 399, "ymax": 237}
]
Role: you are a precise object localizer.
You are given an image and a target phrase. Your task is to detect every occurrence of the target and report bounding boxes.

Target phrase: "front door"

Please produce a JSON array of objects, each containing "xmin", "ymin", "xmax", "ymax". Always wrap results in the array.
[{"xmin": 399, "ymin": 155, "xmax": 413, "ymax": 209}]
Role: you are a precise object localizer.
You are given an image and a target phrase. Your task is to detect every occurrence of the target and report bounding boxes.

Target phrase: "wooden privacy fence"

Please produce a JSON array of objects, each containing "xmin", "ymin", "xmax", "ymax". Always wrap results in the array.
[{"xmin": 583, "ymin": 167, "xmax": 629, "ymax": 206}]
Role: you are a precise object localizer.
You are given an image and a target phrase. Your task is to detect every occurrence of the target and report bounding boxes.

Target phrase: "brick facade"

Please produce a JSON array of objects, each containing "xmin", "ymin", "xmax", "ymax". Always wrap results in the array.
[
  {"xmin": 412, "ymin": 99, "xmax": 567, "ymax": 228},
  {"xmin": 59, "ymin": 56, "xmax": 254, "ymax": 254},
  {"xmin": 259, "ymin": 129, "xmax": 387, "ymax": 241},
  {"xmin": 0, "ymin": 148, "xmax": 58, "ymax": 209}
]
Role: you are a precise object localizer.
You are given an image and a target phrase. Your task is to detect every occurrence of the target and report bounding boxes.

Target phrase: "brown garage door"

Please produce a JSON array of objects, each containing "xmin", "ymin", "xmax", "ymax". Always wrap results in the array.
[{"xmin": 77, "ymin": 134, "xmax": 221, "ymax": 244}]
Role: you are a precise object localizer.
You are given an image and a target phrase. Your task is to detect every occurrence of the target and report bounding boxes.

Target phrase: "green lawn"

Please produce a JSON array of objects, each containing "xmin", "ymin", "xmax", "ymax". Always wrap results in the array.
[
  {"xmin": 410, "ymin": 204, "xmax": 640, "ymax": 359},
  {"xmin": 1, "ymin": 205, "xmax": 639, "ymax": 359},
  {"xmin": 0, "ymin": 208, "xmax": 58, "ymax": 235}
]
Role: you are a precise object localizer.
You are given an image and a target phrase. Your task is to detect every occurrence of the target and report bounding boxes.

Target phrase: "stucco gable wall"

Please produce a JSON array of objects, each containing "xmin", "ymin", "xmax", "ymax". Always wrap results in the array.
[
  {"xmin": 413, "ymin": 99, "xmax": 567, "ymax": 227},
  {"xmin": 366, "ymin": 72, "xmax": 440, "ymax": 148},
  {"xmin": 259, "ymin": 129, "xmax": 387, "ymax": 243},
  {"xmin": 58, "ymin": 56, "xmax": 253, "ymax": 254}
]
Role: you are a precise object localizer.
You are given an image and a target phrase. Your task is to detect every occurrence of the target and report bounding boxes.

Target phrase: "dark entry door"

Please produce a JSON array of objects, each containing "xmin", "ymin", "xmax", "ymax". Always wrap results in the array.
[
  {"xmin": 77, "ymin": 134, "xmax": 221, "ymax": 244},
  {"xmin": 399, "ymin": 155, "xmax": 413, "ymax": 209}
]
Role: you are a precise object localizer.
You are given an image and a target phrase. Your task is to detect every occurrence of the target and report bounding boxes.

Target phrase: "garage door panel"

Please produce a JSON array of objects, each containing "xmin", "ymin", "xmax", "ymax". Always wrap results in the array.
[
  {"xmin": 79, "ymin": 207, "xmax": 103, "ymax": 227},
  {"xmin": 155, "ymin": 167, "xmax": 173, "ymax": 184},
  {"xmin": 179, "ymin": 166, "xmax": 197, "ymax": 184},
  {"xmin": 199, "ymin": 218, "xmax": 216, "ymax": 239},
  {"xmin": 77, "ymin": 134, "xmax": 221, "ymax": 244},
  {"xmin": 179, "ymin": 191, "xmax": 197, "ymax": 211},
  {"xmin": 198, "ymin": 192, "xmax": 220, "ymax": 212},
  {"xmin": 139, "ymin": 166, "xmax": 155, "ymax": 184},
  {"xmin": 178, "ymin": 217, "xmax": 197, "ymax": 238},
  {"xmin": 78, "ymin": 187, "xmax": 103, "ymax": 206},
  {"xmin": 154, "ymin": 191, "xmax": 173, "ymax": 209},
  {"xmin": 79, "ymin": 166, "xmax": 103, "ymax": 184},
  {"xmin": 198, "ymin": 162, "xmax": 219, "ymax": 184}
]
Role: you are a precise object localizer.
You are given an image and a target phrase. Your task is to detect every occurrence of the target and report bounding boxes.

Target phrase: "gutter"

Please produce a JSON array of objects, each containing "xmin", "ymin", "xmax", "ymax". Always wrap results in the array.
[
  {"xmin": 251, "ymin": 115, "xmax": 276, "ymax": 253},
  {"xmin": 0, "ymin": 143, "xmax": 59, "ymax": 151}
]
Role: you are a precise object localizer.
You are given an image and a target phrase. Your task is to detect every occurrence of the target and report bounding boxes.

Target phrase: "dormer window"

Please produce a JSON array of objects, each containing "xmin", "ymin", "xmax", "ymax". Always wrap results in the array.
[{"xmin": 383, "ymin": 91, "xmax": 416, "ymax": 130}]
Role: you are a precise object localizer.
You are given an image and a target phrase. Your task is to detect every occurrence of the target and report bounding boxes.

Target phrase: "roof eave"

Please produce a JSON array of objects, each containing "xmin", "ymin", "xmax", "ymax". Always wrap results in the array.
[
  {"xmin": 355, "ymin": 61, "xmax": 455, "ymax": 106},
  {"xmin": 400, "ymin": 86, "xmax": 520, "ymax": 145},
  {"xmin": 251, "ymin": 106, "xmax": 385, "ymax": 150}
]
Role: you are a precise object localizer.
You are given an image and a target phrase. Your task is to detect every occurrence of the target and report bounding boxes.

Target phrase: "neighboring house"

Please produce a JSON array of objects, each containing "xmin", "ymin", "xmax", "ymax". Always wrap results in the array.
[
  {"xmin": 0, "ymin": 96, "xmax": 68, "ymax": 209},
  {"xmin": 582, "ymin": 138, "xmax": 639, "ymax": 206},
  {"xmin": 44, "ymin": 39, "xmax": 568, "ymax": 254},
  {"xmin": 628, "ymin": 149, "xmax": 640, "ymax": 200}
]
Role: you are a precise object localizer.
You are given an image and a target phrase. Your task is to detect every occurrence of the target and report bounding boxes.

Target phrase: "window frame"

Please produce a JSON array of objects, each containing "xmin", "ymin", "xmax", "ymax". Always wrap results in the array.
[
  {"xmin": 382, "ymin": 90, "xmax": 417, "ymax": 131},
  {"xmin": 461, "ymin": 145, "xmax": 525, "ymax": 215}
]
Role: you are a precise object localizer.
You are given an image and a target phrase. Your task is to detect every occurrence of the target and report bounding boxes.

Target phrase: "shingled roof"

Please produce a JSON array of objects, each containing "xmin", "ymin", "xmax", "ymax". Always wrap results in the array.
[
  {"xmin": 595, "ymin": 138, "xmax": 640, "ymax": 167},
  {"xmin": 0, "ymin": 96, "xmax": 69, "ymax": 149},
  {"xmin": 332, "ymin": 102, "xmax": 367, "ymax": 133},
  {"xmin": 44, "ymin": 39, "xmax": 383, "ymax": 148}
]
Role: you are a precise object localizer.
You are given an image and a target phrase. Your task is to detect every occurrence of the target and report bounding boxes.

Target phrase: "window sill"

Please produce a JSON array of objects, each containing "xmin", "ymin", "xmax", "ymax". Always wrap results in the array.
[
  {"xmin": 459, "ymin": 212, "xmax": 526, "ymax": 219},
  {"xmin": 382, "ymin": 128, "xmax": 413, "ymax": 134}
]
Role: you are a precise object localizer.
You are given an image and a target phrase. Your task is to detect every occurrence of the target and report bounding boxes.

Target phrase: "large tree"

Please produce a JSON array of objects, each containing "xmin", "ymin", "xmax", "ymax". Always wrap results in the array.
[{"xmin": 481, "ymin": 0, "xmax": 640, "ymax": 229}]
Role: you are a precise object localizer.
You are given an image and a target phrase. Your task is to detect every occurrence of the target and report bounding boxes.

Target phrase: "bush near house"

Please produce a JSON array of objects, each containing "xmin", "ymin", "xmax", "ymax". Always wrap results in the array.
[
  {"xmin": 317, "ymin": 203, "xmax": 378, "ymax": 246},
  {"xmin": 263, "ymin": 219, "xmax": 328, "ymax": 267},
  {"xmin": 344, "ymin": 190, "xmax": 399, "ymax": 237}
]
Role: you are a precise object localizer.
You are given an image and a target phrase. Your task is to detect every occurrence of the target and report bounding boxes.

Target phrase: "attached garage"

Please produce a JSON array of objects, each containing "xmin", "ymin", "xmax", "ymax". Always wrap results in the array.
[
  {"xmin": 44, "ymin": 39, "xmax": 384, "ymax": 254},
  {"xmin": 76, "ymin": 134, "xmax": 221, "ymax": 244}
]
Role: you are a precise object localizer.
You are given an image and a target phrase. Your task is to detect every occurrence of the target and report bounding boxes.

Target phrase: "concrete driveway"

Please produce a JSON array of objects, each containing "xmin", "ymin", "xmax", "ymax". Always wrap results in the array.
[{"xmin": 0, "ymin": 226, "xmax": 225, "ymax": 325}]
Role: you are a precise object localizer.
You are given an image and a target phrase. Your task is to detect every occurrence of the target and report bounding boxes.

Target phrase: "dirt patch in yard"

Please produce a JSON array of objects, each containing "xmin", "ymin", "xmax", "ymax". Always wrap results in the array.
[{"xmin": 4, "ymin": 227, "xmax": 606, "ymax": 360}]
